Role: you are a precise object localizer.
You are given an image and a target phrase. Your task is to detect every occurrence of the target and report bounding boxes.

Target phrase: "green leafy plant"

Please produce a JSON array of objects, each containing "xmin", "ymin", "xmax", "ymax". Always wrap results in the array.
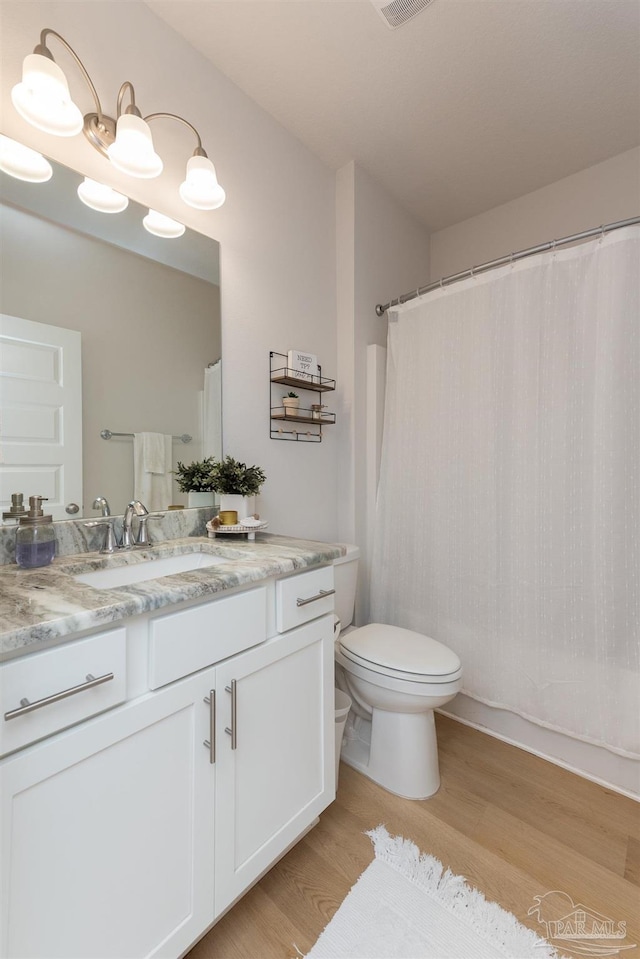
[
  {"xmin": 285, "ymin": 391, "xmax": 299, "ymax": 398},
  {"xmin": 209, "ymin": 456, "xmax": 266, "ymax": 496},
  {"xmin": 173, "ymin": 457, "xmax": 217, "ymax": 492}
]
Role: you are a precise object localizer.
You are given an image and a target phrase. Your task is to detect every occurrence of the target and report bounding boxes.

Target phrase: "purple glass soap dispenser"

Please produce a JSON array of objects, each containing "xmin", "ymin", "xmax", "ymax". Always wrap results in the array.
[{"xmin": 15, "ymin": 496, "xmax": 56, "ymax": 569}]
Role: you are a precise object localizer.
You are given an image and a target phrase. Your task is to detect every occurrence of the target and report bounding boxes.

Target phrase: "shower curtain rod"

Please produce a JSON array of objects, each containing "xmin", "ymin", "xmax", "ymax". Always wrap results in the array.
[{"xmin": 375, "ymin": 215, "xmax": 640, "ymax": 316}]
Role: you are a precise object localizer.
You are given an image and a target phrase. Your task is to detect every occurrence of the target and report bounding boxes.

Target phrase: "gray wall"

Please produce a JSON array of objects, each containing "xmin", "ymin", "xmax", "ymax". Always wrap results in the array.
[{"xmin": 429, "ymin": 147, "xmax": 640, "ymax": 280}]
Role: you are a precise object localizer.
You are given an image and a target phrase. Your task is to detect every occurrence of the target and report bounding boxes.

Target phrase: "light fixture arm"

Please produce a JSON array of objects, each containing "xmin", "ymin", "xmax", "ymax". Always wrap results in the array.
[
  {"xmin": 27, "ymin": 27, "xmax": 118, "ymax": 155},
  {"xmin": 36, "ymin": 28, "xmax": 105, "ymax": 124},
  {"xmin": 116, "ymin": 81, "xmax": 142, "ymax": 119},
  {"xmin": 144, "ymin": 112, "xmax": 208, "ymax": 157}
]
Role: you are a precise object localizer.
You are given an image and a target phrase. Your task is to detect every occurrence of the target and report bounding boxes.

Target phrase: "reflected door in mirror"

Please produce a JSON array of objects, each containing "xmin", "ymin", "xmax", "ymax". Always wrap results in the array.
[{"xmin": 0, "ymin": 314, "xmax": 82, "ymax": 521}]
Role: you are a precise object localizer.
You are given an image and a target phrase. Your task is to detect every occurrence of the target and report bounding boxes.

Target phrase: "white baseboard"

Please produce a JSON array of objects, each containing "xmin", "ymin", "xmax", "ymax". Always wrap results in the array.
[{"xmin": 438, "ymin": 694, "xmax": 639, "ymax": 801}]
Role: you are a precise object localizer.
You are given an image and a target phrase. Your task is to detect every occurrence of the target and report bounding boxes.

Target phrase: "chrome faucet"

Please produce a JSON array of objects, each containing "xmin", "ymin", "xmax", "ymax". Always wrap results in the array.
[
  {"xmin": 92, "ymin": 496, "xmax": 111, "ymax": 517},
  {"xmin": 121, "ymin": 500, "xmax": 149, "ymax": 549}
]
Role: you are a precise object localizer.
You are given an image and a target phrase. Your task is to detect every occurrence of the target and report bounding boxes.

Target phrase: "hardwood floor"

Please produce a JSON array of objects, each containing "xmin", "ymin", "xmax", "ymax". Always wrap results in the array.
[{"xmin": 188, "ymin": 714, "xmax": 640, "ymax": 959}]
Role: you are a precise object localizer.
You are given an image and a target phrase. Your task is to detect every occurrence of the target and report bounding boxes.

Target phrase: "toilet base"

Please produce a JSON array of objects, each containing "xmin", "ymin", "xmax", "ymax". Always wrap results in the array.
[{"xmin": 340, "ymin": 708, "xmax": 441, "ymax": 800}]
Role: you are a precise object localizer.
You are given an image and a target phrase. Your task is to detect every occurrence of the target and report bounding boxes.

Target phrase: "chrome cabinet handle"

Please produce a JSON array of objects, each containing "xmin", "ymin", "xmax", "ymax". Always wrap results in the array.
[
  {"xmin": 296, "ymin": 588, "xmax": 336, "ymax": 608},
  {"xmin": 224, "ymin": 679, "xmax": 237, "ymax": 750},
  {"xmin": 4, "ymin": 672, "xmax": 114, "ymax": 721},
  {"xmin": 203, "ymin": 690, "xmax": 216, "ymax": 764}
]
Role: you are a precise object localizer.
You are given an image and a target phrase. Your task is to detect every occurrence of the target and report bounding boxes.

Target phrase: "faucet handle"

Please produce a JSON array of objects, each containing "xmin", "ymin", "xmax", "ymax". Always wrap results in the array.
[
  {"xmin": 136, "ymin": 515, "xmax": 151, "ymax": 547},
  {"xmin": 136, "ymin": 514, "xmax": 163, "ymax": 547},
  {"xmin": 84, "ymin": 518, "xmax": 119, "ymax": 553}
]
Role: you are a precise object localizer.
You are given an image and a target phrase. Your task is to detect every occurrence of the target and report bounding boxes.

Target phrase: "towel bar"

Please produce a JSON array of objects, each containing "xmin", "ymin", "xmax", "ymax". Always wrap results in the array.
[{"xmin": 100, "ymin": 430, "xmax": 192, "ymax": 443}]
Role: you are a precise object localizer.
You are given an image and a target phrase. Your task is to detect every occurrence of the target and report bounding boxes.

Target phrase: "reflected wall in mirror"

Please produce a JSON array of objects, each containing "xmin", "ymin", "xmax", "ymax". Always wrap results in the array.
[{"xmin": 0, "ymin": 156, "xmax": 221, "ymax": 521}]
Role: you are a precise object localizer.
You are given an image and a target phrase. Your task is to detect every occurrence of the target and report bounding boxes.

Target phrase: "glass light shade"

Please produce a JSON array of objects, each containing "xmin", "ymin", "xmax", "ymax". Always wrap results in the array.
[
  {"xmin": 0, "ymin": 135, "xmax": 53, "ymax": 182},
  {"xmin": 179, "ymin": 155, "xmax": 226, "ymax": 210},
  {"xmin": 77, "ymin": 177, "xmax": 129, "ymax": 214},
  {"xmin": 143, "ymin": 209, "xmax": 185, "ymax": 238},
  {"xmin": 11, "ymin": 53, "xmax": 83, "ymax": 137},
  {"xmin": 107, "ymin": 114, "xmax": 163, "ymax": 178}
]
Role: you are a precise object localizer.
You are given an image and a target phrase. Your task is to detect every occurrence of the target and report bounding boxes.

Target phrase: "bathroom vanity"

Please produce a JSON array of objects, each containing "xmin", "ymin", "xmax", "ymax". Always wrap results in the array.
[{"xmin": 0, "ymin": 533, "xmax": 341, "ymax": 959}]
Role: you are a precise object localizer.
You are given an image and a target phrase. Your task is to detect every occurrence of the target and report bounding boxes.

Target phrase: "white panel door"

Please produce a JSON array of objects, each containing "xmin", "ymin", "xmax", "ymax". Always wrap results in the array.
[{"xmin": 0, "ymin": 314, "xmax": 82, "ymax": 520}]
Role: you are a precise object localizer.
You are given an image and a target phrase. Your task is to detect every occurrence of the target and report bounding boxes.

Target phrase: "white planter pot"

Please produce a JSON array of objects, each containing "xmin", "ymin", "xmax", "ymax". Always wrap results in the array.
[
  {"xmin": 219, "ymin": 494, "xmax": 256, "ymax": 519},
  {"xmin": 187, "ymin": 491, "xmax": 215, "ymax": 508}
]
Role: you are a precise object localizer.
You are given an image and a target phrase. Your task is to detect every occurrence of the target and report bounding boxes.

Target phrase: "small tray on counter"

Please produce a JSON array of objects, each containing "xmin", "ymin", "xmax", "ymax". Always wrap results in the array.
[{"xmin": 206, "ymin": 520, "xmax": 269, "ymax": 541}]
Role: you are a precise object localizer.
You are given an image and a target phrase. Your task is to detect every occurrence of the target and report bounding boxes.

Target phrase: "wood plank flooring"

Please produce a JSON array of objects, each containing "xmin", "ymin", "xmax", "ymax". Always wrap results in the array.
[{"xmin": 187, "ymin": 714, "xmax": 640, "ymax": 959}]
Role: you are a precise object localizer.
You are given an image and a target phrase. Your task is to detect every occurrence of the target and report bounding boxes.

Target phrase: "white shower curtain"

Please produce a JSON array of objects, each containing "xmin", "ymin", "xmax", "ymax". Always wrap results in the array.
[
  {"xmin": 370, "ymin": 226, "xmax": 639, "ymax": 758},
  {"xmin": 203, "ymin": 360, "xmax": 222, "ymax": 461}
]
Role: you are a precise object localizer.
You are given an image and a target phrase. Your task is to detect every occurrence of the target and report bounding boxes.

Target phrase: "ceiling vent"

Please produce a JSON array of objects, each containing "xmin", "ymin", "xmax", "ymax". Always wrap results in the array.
[{"xmin": 369, "ymin": 0, "xmax": 437, "ymax": 29}]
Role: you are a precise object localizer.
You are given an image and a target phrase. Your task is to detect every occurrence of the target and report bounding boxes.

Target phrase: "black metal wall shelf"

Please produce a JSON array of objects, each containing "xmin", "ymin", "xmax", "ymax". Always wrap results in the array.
[{"xmin": 270, "ymin": 351, "xmax": 336, "ymax": 442}]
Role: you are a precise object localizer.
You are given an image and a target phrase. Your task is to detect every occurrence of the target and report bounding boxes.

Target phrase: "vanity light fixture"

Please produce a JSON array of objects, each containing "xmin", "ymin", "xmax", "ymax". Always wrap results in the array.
[
  {"xmin": 143, "ymin": 209, "xmax": 186, "ymax": 239},
  {"xmin": 179, "ymin": 155, "xmax": 226, "ymax": 210},
  {"xmin": 0, "ymin": 134, "xmax": 52, "ymax": 183},
  {"xmin": 11, "ymin": 52, "xmax": 83, "ymax": 136},
  {"xmin": 11, "ymin": 28, "xmax": 226, "ymax": 210},
  {"xmin": 77, "ymin": 176, "xmax": 129, "ymax": 214}
]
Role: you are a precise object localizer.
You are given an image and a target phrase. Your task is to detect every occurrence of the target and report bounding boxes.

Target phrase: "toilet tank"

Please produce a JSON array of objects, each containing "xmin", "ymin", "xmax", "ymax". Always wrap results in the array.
[{"xmin": 332, "ymin": 544, "xmax": 360, "ymax": 629}]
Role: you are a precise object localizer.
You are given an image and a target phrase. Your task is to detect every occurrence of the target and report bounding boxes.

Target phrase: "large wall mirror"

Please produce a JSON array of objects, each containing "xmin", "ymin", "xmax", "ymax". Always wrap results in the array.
[{"xmin": 0, "ymin": 156, "xmax": 221, "ymax": 521}]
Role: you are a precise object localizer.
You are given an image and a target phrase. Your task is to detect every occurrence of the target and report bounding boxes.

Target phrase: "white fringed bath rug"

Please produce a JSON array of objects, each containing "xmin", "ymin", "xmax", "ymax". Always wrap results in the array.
[{"xmin": 304, "ymin": 826, "xmax": 561, "ymax": 959}]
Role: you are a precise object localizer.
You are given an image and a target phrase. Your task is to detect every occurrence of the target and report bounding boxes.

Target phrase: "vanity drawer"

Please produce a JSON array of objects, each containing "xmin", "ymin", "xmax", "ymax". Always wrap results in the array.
[
  {"xmin": 0, "ymin": 628, "xmax": 127, "ymax": 757},
  {"xmin": 148, "ymin": 585, "xmax": 267, "ymax": 689},
  {"xmin": 276, "ymin": 565, "xmax": 335, "ymax": 633}
]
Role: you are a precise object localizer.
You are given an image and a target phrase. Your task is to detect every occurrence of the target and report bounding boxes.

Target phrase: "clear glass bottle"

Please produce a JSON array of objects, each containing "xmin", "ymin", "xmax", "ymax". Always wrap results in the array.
[{"xmin": 15, "ymin": 496, "xmax": 56, "ymax": 569}]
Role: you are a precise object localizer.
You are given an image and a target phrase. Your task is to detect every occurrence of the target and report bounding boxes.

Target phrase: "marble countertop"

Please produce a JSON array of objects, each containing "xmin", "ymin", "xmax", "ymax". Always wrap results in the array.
[{"xmin": 0, "ymin": 534, "xmax": 344, "ymax": 661}]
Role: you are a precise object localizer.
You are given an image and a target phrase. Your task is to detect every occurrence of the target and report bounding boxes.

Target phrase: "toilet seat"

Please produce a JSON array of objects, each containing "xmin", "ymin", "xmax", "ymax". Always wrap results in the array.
[{"xmin": 339, "ymin": 623, "xmax": 462, "ymax": 684}]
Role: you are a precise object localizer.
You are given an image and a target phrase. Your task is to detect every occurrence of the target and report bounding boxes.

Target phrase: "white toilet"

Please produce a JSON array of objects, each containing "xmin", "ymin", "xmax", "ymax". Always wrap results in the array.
[{"xmin": 333, "ymin": 545, "xmax": 462, "ymax": 800}]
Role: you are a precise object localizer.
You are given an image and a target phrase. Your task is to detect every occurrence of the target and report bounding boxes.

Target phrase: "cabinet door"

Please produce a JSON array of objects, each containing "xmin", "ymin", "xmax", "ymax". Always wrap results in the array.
[
  {"xmin": 214, "ymin": 613, "xmax": 334, "ymax": 916},
  {"xmin": 0, "ymin": 669, "xmax": 216, "ymax": 959}
]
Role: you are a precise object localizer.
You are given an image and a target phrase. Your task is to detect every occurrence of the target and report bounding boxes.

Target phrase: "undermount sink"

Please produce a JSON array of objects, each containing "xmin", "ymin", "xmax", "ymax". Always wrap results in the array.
[{"xmin": 74, "ymin": 552, "xmax": 229, "ymax": 589}]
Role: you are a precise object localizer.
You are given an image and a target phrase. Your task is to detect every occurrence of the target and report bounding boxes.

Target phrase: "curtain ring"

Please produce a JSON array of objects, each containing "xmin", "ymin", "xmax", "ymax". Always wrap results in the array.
[
  {"xmin": 599, "ymin": 224, "xmax": 606, "ymax": 242},
  {"xmin": 509, "ymin": 252, "xmax": 515, "ymax": 267},
  {"xmin": 439, "ymin": 278, "xmax": 444, "ymax": 289}
]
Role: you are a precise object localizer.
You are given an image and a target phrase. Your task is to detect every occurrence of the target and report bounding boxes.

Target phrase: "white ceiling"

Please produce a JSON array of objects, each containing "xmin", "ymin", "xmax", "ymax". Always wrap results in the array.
[{"xmin": 146, "ymin": 0, "xmax": 640, "ymax": 233}]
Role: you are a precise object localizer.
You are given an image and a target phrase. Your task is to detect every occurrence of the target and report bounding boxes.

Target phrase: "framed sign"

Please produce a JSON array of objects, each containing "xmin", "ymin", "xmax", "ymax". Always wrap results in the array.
[{"xmin": 287, "ymin": 349, "xmax": 318, "ymax": 381}]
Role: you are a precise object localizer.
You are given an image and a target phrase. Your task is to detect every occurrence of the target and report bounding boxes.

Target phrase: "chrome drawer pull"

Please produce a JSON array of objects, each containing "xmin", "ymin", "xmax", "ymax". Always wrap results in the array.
[
  {"xmin": 296, "ymin": 588, "xmax": 336, "ymax": 608},
  {"xmin": 224, "ymin": 679, "xmax": 237, "ymax": 750},
  {"xmin": 4, "ymin": 672, "xmax": 114, "ymax": 721},
  {"xmin": 203, "ymin": 690, "xmax": 216, "ymax": 764}
]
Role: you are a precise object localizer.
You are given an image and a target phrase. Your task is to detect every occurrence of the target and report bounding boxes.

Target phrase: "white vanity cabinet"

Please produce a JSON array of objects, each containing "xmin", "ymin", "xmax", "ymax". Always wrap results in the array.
[{"xmin": 0, "ymin": 564, "xmax": 336, "ymax": 959}]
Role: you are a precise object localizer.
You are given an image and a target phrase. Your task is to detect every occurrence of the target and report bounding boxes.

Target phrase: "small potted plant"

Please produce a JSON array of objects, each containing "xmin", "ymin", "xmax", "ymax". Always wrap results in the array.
[
  {"xmin": 173, "ymin": 457, "xmax": 217, "ymax": 507},
  {"xmin": 282, "ymin": 391, "xmax": 300, "ymax": 415},
  {"xmin": 209, "ymin": 455, "xmax": 267, "ymax": 517}
]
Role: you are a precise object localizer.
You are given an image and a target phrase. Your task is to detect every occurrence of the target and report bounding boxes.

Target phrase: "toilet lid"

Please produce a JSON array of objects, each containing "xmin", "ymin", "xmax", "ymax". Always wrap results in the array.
[{"xmin": 340, "ymin": 623, "xmax": 461, "ymax": 677}]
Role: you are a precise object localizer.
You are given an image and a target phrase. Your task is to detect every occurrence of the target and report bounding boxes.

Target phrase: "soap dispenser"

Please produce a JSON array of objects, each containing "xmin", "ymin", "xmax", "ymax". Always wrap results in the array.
[
  {"xmin": 2, "ymin": 493, "xmax": 28, "ymax": 523},
  {"xmin": 15, "ymin": 496, "xmax": 56, "ymax": 568}
]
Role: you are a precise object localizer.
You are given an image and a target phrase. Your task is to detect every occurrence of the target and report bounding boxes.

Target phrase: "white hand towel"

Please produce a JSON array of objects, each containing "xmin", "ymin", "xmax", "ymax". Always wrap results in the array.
[
  {"xmin": 138, "ymin": 432, "xmax": 166, "ymax": 474},
  {"xmin": 133, "ymin": 433, "xmax": 173, "ymax": 511}
]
